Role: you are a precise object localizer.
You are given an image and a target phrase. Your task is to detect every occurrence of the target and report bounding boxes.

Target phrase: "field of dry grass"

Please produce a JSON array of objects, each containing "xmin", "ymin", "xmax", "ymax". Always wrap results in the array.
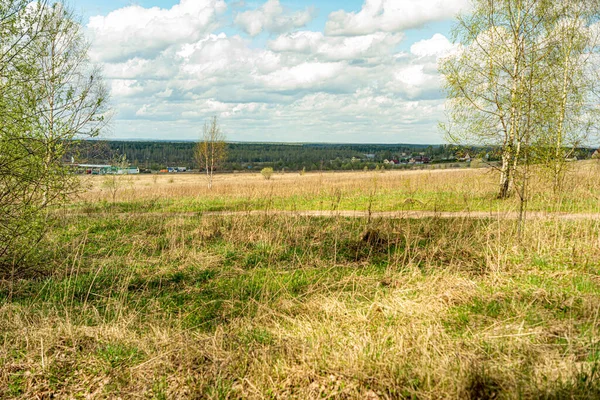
[
  {"xmin": 81, "ymin": 167, "xmax": 486, "ymax": 202},
  {"xmin": 76, "ymin": 161, "xmax": 600, "ymax": 214},
  {"xmin": 2, "ymin": 162, "xmax": 600, "ymax": 398}
]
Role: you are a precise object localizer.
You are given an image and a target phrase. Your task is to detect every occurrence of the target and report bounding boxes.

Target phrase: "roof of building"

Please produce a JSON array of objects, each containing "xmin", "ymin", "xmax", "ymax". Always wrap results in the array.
[{"xmin": 76, "ymin": 164, "xmax": 112, "ymax": 168}]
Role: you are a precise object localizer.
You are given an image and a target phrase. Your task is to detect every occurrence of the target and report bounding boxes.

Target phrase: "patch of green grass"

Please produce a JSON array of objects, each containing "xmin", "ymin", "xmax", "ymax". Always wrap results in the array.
[
  {"xmin": 445, "ymin": 297, "xmax": 513, "ymax": 336},
  {"xmin": 240, "ymin": 327, "xmax": 275, "ymax": 346},
  {"xmin": 8, "ymin": 371, "xmax": 25, "ymax": 397},
  {"xmin": 97, "ymin": 343, "xmax": 145, "ymax": 369},
  {"xmin": 539, "ymin": 364, "xmax": 600, "ymax": 399},
  {"xmin": 152, "ymin": 376, "xmax": 168, "ymax": 400},
  {"xmin": 572, "ymin": 276, "xmax": 599, "ymax": 294},
  {"xmin": 70, "ymin": 180, "xmax": 600, "ymax": 215},
  {"xmin": 4, "ymin": 210, "xmax": 600, "ymax": 398}
]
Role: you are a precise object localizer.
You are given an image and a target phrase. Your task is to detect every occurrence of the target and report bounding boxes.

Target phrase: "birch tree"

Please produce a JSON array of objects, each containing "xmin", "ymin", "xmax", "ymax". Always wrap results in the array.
[
  {"xmin": 0, "ymin": 1, "xmax": 108, "ymax": 270},
  {"xmin": 534, "ymin": 1, "xmax": 600, "ymax": 193},
  {"xmin": 195, "ymin": 116, "xmax": 227, "ymax": 189},
  {"xmin": 30, "ymin": 3, "xmax": 108, "ymax": 204},
  {"xmin": 440, "ymin": 0, "xmax": 599, "ymax": 199},
  {"xmin": 440, "ymin": 0, "xmax": 553, "ymax": 199}
]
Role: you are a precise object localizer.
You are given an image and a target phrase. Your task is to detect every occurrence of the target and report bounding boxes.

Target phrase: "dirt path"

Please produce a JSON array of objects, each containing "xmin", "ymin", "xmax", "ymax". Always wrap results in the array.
[
  {"xmin": 203, "ymin": 210, "xmax": 600, "ymax": 220},
  {"xmin": 63, "ymin": 209, "xmax": 600, "ymax": 221}
]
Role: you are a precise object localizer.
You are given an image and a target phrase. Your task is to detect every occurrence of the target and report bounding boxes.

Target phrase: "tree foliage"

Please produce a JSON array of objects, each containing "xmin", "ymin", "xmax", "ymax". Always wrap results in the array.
[
  {"xmin": 441, "ymin": 0, "xmax": 599, "ymax": 199},
  {"xmin": 260, "ymin": 167, "xmax": 274, "ymax": 180},
  {"xmin": 0, "ymin": 1, "xmax": 108, "ymax": 270},
  {"xmin": 195, "ymin": 116, "xmax": 226, "ymax": 189},
  {"xmin": 74, "ymin": 141, "xmax": 474, "ymax": 171}
]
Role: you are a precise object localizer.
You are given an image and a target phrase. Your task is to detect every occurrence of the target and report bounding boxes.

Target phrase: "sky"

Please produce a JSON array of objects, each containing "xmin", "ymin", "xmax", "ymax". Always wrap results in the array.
[{"xmin": 72, "ymin": 0, "xmax": 470, "ymax": 143}]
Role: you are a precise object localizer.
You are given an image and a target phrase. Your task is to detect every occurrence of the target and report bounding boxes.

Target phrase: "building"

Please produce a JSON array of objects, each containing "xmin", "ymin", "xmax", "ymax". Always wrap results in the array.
[
  {"xmin": 75, "ymin": 164, "xmax": 112, "ymax": 175},
  {"xmin": 409, "ymin": 156, "xmax": 430, "ymax": 164},
  {"xmin": 167, "ymin": 167, "xmax": 186, "ymax": 173},
  {"xmin": 74, "ymin": 164, "xmax": 139, "ymax": 175},
  {"xmin": 117, "ymin": 167, "xmax": 140, "ymax": 174}
]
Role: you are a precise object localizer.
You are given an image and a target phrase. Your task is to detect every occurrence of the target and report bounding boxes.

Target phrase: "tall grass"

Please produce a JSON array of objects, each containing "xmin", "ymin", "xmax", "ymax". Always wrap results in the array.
[
  {"xmin": 2, "ymin": 163, "xmax": 600, "ymax": 398},
  {"xmin": 75, "ymin": 161, "xmax": 600, "ymax": 215}
]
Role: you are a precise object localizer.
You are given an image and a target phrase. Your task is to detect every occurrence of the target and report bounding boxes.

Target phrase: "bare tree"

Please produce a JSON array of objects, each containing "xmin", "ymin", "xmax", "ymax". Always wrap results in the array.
[{"xmin": 195, "ymin": 116, "xmax": 227, "ymax": 189}]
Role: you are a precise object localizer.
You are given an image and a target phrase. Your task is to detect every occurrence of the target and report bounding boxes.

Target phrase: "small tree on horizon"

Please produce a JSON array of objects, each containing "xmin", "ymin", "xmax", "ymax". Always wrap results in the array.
[
  {"xmin": 261, "ymin": 167, "xmax": 274, "ymax": 180},
  {"xmin": 195, "ymin": 116, "xmax": 227, "ymax": 189}
]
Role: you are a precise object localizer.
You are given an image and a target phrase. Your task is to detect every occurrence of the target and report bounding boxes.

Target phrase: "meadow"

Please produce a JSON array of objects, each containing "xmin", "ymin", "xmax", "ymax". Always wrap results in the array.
[
  {"xmin": 2, "ymin": 162, "xmax": 600, "ymax": 398},
  {"xmin": 78, "ymin": 163, "xmax": 600, "ymax": 214}
]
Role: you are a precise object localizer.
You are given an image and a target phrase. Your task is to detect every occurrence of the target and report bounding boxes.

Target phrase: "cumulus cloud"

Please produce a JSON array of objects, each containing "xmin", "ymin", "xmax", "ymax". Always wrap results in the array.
[
  {"xmin": 258, "ymin": 62, "xmax": 345, "ymax": 91},
  {"xmin": 177, "ymin": 33, "xmax": 281, "ymax": 77},
  {"xmin": 386, "ymin": 64, "xmax": 443, "ymax": 100},
  {"xmin": 268, "ymin": 31, "xmax": 404, "ymax": 61},
  {"xmin": 87, "ymin": 0, "xmax": 226, "ymax": 62},
  {"xmin": 88, "ymin": 0, "xmax": 455, "ymax": 142},
  {"xmin": 234, "ymin": 0, "xmax": 315, "ymax": 37},
  {"xmin": 325, "ymin": 0, "xmax": 469, "ymax": 36},
  {"xmin": 410, "ymin": 34, "xmax": 458, "ymax": 58}
]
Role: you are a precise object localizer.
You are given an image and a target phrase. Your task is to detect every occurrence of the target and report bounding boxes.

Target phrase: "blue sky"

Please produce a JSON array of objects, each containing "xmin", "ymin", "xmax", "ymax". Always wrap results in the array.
[{"xmin": 74, "ymin": 0, "xmax": 469, "ymax": 143}]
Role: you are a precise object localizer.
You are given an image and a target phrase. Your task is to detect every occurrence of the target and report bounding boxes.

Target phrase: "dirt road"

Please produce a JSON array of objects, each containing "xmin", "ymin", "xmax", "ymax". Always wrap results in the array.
[{"xmin": 202, "ymin": 210, "xmax": 600, "ymax": 220}]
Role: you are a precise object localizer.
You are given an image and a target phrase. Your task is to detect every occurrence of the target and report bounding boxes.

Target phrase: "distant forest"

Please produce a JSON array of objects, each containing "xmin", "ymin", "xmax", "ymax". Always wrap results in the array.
[{"xmin": 71, "ymin": 141, "xmax": 596, "ymax": 172}]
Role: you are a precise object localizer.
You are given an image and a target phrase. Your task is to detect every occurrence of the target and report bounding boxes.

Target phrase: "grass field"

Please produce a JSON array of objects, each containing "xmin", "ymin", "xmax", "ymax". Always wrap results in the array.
[
  {"xmin": 75, "ymin": 162, "xmax": 600, "ymax": 215},
  {"xmin": 2, "ymin": 163, "xmax": 600, "ymax": 398}
]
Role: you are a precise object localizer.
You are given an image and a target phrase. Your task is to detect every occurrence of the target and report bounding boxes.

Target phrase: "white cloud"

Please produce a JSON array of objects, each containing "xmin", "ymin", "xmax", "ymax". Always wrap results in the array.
[
  {"xmin": 325, "ymin": 0, "xmax": 469, "ymax": 36},
  {"xmin": 268, "ymin": 31, "xmax": 404, "ymax": 61},
  {"xmin": 87, "ymin": 0, "xmax": 226, "ymax": 62},
  {"xmin": 87, "ymin": 0, "xmax": 455, "ymax": 142},
  {"xmin": 234, "ymin": 0, "xmax": 315, "ymax": 37},
  {"xmin": 410, "ymin": 34, "xmax": 457, "ymax": 58},
  {"xmin": 177, "ymin": 34, "xmax": 281, "ymax": 76},
  {"xmin": 258, "ymin": 62, "xmax": 345, "ymax": 91},
  {"xmin": 110, "ymin": 80, "xmax": 144, "ymax": 98}
]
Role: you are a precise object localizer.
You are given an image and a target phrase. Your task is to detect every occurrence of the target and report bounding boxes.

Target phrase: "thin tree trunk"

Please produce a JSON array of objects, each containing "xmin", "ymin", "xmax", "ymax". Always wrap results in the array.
[
  {"xmin": 209, "ymin": 141, "xmax": 214, "ymax": 190},
  {"xmin": 205, "ymin": 144, "xmax": 211, "ymax": 190},
  {"xmin": 554, "ymin": 35, "xmax": 573, "ymax": 195},
  {"xmin": 499, "ymin": 12, "xmax": 523, "ymax": 200},
  {"xmin": 498, "ymin": 151, "xmax": 512, "ymax": 199}
]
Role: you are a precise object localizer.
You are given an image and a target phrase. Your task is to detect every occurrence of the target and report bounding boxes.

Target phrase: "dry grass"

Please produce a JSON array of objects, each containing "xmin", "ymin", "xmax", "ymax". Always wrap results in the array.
[
  {"xmin": 80, "ymin": 167, "xmax": 489, "ymax": 203},
  {"xmin": 76, "ymin": 161, "xmax": 600, "ymax": 214},
  {"xmin": 2, "ymin": 164, "xmax": 600, "ymax": 398}
]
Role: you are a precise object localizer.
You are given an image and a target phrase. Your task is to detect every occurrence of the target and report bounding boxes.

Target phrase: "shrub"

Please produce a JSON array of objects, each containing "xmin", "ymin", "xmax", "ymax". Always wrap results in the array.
[{"xmin": 261, "ymin": 167, "xmax": 274, "ymax": 180}]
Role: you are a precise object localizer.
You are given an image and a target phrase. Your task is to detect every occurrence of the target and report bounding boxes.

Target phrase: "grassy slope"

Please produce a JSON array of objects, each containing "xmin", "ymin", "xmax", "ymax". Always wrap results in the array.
[{"xmin": 2, "ymin": 164, "xmax": 600, "ymax": 398}]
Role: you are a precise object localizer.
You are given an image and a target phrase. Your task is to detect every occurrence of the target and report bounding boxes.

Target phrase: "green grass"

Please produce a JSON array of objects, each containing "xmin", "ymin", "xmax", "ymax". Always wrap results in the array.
[
  {"xmin": 71, "ymin": 192, "xmax": 475, "ymax": 214},
  {"xmin": 2, "ymin": 205, "xmax": 600, "ymax": 397},
  {"xmin": 71, "ymin": 184, "xmax": 600, "ymax": 215}
]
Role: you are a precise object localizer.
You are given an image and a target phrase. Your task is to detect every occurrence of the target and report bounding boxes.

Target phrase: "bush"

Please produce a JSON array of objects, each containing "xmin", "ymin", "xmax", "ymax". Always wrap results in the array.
[
  {"xmin": 261, "ymin": 167, "xmax": 274, "ymax": 180},
  {"xmin": 0, "ymin": 3, "xmax": 107, "ymax": 273}
]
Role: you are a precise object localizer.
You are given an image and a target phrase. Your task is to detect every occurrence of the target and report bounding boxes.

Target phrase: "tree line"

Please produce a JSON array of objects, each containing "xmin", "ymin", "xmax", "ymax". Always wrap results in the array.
[
  {"xmin": 72, "ymin": 140, "xmax": 504, "ymax": 171},
  {"xmin": 73, "ymin": 139, "xmax": 596, "ymax": 173}
]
